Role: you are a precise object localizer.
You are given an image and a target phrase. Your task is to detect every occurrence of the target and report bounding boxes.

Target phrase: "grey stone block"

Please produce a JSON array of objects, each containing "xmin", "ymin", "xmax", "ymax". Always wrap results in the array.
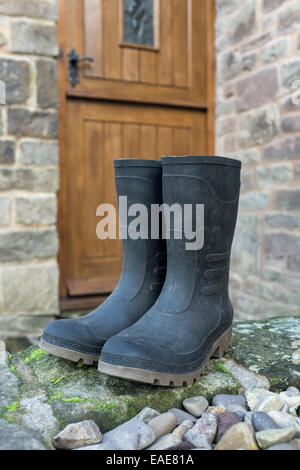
[
  {"xmin": 19, "ymin": 140, "xmax": 58, "ymax": 166},
  {"xmin": 278, "ymin": 1, "xmax": 300, "ymax": 32},
  {"xmin": 0, "ymin": 58, "xmax": 30, "ymax": 104},
  {"xmin": 263, "ymin": 232, "xmax": 300, "ymax": 271},
  {"xmin": 256, "ymin": 163, "xmax": 293, "ymax": 189},
  {"xmin": 2, "ymin": 264, "xmax": 59, "ymax": 314},
  {"xmin": 282, "ymin": 115, "xmax": 300, "ymax": 133},
  {"xmin": 239, "ymin": 105, "xmax": 280, "ymax": 146},
  {"xmin": 263, "ymin": 135, "xmax": 300, "ymax": 161},
  {"xmin": 236, "ymin": 67, "xmax": 279, "ymax": 112},
  {"xmin": 0, "ymin": 0, "xmax": 58, "ymax": 21},
  {"xmin": 0, "ymin": 167, "xmax": 59, "ymax": 192},
  {"xmin": 264, "ymin": 212, "xmax": 300, "ymax": 230},
  {"xmin": 0, "ymin": 228, "xmax": 58, "ymax": 261},
  {"xmin": 229, "ymin": 0, "xmax": 256, "ymax": 44},
  {"xmin": 15, "ymin": 195, "xmax": 57, "ymax": 225},
  {"xmin": 221, "ymin": 50, "xmax": 241, "ymax": 80},
  {"xmin": 0, "ymin": 196, "xmax": 10, "ymax": 225},
  {"xmin": 10, "ymin": 20, "xmax": 58, "ymax": 56},
  {"xmin": 262, "ymin": 38, "xmax": 288, "ymax": 63},
  {"xmin": 7, "ymin": 109, "xmax": 58, "ymax": 139},
  {"xmin": 37, "ymin": 59, "xmax": 58, "ymax": 109},
  {"xmin": 262, "ymin": 0, "xmax": 286, "ymax": 13},
  {"xmin": 0, "ymin": 140, "xmax": 15, "ymax": 164},
  {"xmin": 274, "ymin": 189, "xmax": 300, "ymax": 211},
  {"xmin": 231, "ymin": 214, "xmax": 260, "ymax": 274},
  {"xmin": 239, "ymin": 192, "xmax": 270, "ymax": 211},
  {"xmin": 282, "ymin": 60, "xmax": 300, "ymax": 90}
]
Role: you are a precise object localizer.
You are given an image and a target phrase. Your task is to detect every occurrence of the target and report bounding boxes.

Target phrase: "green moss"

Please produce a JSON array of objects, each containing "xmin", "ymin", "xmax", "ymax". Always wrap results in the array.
[
  {"xmin": 97, "ymin": 402, "xmax": 116, "ymax": 412},
  {"xmin": 3, "ymin": 399, "xmax": 20, "ymax": 423},
  {"xmin": 215, "ymin": 362, "xmax": 230, "ymax": 374},
  {"xmin": 9, "ymin": 364, "xmax": 16, "ymax": 373},
  {"xmin": 51, "ymin": 376, "xmax": 65, "ymax": 385},
  {"xmin": 6, "ymin": 400, "xmax": 19, "ymax": 413},
  {"xmin": 48, "ymin": 392, "xmax": 86, "ymax": 404},
  {"xmin": 28, "ymin": 348, "xmax": 49, "ymax": 362},
  {"xmin": 62, "ymin": 397, "xmax": 86, "ymax": 404},
  {"xmin": 270, "ymin": 378, "xmax": 280, "ymax": 384}
]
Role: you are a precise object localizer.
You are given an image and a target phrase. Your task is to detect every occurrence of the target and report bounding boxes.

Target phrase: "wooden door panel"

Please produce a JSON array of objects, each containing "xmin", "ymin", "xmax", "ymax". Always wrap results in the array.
[
  {"xmin": 58, "ymin": 0, "xmax": 215, "ymax": 301},
  {"xmin": 64, "ymin": 99, "xmax": 206, "ymax": 284},
  {"xmin": 65, "ymin": 0, "xmax": 208, "ymax": 107}
]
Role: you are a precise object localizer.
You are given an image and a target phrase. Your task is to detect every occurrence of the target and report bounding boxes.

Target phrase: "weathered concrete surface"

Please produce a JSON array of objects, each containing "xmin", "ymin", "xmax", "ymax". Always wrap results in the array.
[
  {"xmin": 0, "ymin": 348, "xmax": 239, "ymax": 449},
  {"xmin": 228, "ymin": 316, "xmax": 300, "ymax": 391},
  {"xmin": 0, "ymin": 317, "xmax": 298, "ymax": 449}
]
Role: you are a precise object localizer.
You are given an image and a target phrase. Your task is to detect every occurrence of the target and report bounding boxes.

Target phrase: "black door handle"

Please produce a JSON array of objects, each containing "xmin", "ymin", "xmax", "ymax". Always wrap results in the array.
[{"xmin": 68, "ymin": 48, "xmax": 94, "ymax": 87}]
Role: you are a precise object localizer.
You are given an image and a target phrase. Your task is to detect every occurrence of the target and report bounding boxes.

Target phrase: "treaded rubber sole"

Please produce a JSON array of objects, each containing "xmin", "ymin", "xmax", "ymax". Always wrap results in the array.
[
  {"xmin": 39, "ymin": 338, "xmax": 99, "ymax": 365},
  {"xmin": 98, "ymin": 327, "xmax": 233, "ymax": 387}
]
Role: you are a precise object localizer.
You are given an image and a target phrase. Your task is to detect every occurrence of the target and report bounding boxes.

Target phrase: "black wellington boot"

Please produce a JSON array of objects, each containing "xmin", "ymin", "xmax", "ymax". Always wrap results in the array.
[
  {"xmin": 98, "ymin": 155, "xmax": 241, "ymax": 386},
  {"xmin": 40, "ymin": 159, "xmax": 166, "ymax": 364}
]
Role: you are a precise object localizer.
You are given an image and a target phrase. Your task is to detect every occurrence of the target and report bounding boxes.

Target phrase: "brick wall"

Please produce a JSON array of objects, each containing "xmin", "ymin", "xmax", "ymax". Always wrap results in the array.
[
  {"xmin": 0, "ymin": 0, "xmax": 59, "ymax": 338},
  {"xmin": 215, "ymin": 0, "xmax": 300, "ymax": 319}
]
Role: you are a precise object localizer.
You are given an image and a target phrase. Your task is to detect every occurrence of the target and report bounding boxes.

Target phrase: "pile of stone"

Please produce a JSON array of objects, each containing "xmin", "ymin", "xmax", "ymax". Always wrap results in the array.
[{"xmin": 53, "ymin": 387, "xmax": 300, "ymax": 451}]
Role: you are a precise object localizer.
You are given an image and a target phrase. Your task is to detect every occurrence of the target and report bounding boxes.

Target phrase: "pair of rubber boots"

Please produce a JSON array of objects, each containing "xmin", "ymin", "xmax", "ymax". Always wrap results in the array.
[{"xmin": 40, "ymin": 155, "xmax": 241, "ymax": 387}]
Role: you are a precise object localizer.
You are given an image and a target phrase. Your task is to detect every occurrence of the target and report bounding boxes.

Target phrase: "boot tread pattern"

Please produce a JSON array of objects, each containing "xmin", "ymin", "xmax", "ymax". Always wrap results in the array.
[{"xmin": 98, "ymin": 327, "xmax": 232, "ymax": 387}]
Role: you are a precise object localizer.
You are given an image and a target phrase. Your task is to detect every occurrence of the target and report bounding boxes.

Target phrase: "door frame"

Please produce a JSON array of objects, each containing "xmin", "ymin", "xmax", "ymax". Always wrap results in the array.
[{"xmin": 57, "ymin": 0, "xmax": 216, "ymax": 308}]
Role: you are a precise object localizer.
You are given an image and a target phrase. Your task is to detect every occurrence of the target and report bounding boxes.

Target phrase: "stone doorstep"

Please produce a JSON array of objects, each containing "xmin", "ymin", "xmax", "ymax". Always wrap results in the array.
[{"xmin": 0, "ymin": 316, "xmax": 298, "ymax": 449}]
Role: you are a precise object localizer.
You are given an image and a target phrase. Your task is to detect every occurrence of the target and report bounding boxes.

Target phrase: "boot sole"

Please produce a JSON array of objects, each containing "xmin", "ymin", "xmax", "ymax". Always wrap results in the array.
[
  {"xmin": 98, "ymin": 327, "xmax": 233, "ymax": 387},
  {"xmin": 39, "ymin": 338, "xmax": 99, "ymax": 365}
]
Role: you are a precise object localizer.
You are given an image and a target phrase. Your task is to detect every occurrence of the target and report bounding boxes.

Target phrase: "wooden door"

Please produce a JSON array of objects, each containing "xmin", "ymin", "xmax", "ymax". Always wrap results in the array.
[{"xmin": 58, "ymin": 0, "xmax": 215, "ymax": 309}]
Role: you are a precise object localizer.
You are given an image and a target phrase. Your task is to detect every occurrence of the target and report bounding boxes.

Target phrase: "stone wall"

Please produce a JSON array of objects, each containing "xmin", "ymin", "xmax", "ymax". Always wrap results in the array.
[
  {"xmin": 215, "ymin": 0, "xmax": 300, "ymax": 319},
  {"xmin": 0, "ymin": 0, "xmax": 59, "ymax": 337}
]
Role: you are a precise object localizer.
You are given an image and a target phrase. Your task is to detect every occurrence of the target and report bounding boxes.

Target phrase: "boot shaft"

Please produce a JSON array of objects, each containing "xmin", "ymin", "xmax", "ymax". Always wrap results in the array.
[{"xmin": 112, "ymin": 159, "xmax": 166, "ymax": 302}]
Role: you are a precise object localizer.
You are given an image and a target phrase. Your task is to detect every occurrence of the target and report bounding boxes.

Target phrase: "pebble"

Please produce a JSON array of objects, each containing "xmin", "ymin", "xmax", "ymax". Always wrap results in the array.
[
  {"xmin": 185, "ymin": 434, "xmax": 212, "ymax": 450},
  {"xmin": 286, "ymin": 386, "xmax": 299, "ymax": 395},
  {"xmin": 255, "ymin": 427, "xmax": 296, "ymax": 450},
  {"xmin": 138, "ymin": 407, "xmax": 160, "ymax": 423},
  {"xmin": 214, "ymin": 423, "xmax": 258, "ymax": 451},
  {"xmin": 167, "ymin": 441, "xmax": 196, "ymax": 450},
  {"xmin": 53, "ymin": 420, "xmax": 102, "ymax": 450},
  {"xmin": 226, "ymin": 404, "xmax": 247, "ymax": 420},
  {"xmin": 251, "ymin": 412, "xmax": 280, "ymax": 432},
  {"xmin": 206, "ymin": 405, "xmax": 226, "ymax": 415},
  {"xmin": 100, "ymin": 415, "xmax": 156, "ymax": 450},
  {"xmin": 148, "ymin": 412, "xmax": 177, "ymax": 439},
  {"xmin": 254, "ymin": 395, "xmax": 284, "ymax": 413},
  {"xmin": 268, "ymin": 410, "xmax": 300, "ymax": 437},
  {"xmin": 184, "ymin": 412, "xmax": 217, "ymax": 445},
  {"xmin": 245, "ymin": 388, "xmax": 276, "ymax": 411},
  {"xmin": 183, "ymin": 396, "xmax": 208, "ymax": 418},
  {"xmin": 212, "ymin": 394, "xmax": 248, "ymax": 410},
  {"xmin": 168, "ymin": 408, "xmax": 197, "ymax": 425},
  {"xmin": 216, "ymin": 412, "xmax": 241, "ymax": 442},
  {"xmin": 267, "ymin": 443, "xmax": 296, "ymax": 451},
  {"xmin": 172, "ymin": 420, "xmax": 194, "ymax": 440},
  {"xmin": 147, "ymin": 434, "xmax": 181, "ymax": 450},
  {"xmin": 279, "ymin": 392, "xmax": 300, "ymax": 408}
]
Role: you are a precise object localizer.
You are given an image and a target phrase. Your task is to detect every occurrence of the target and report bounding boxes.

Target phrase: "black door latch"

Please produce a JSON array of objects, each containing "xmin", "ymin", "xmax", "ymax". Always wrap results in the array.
[{"xmin": 68, "ymin": 48, "xmax": 94, "ymax": 87}]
